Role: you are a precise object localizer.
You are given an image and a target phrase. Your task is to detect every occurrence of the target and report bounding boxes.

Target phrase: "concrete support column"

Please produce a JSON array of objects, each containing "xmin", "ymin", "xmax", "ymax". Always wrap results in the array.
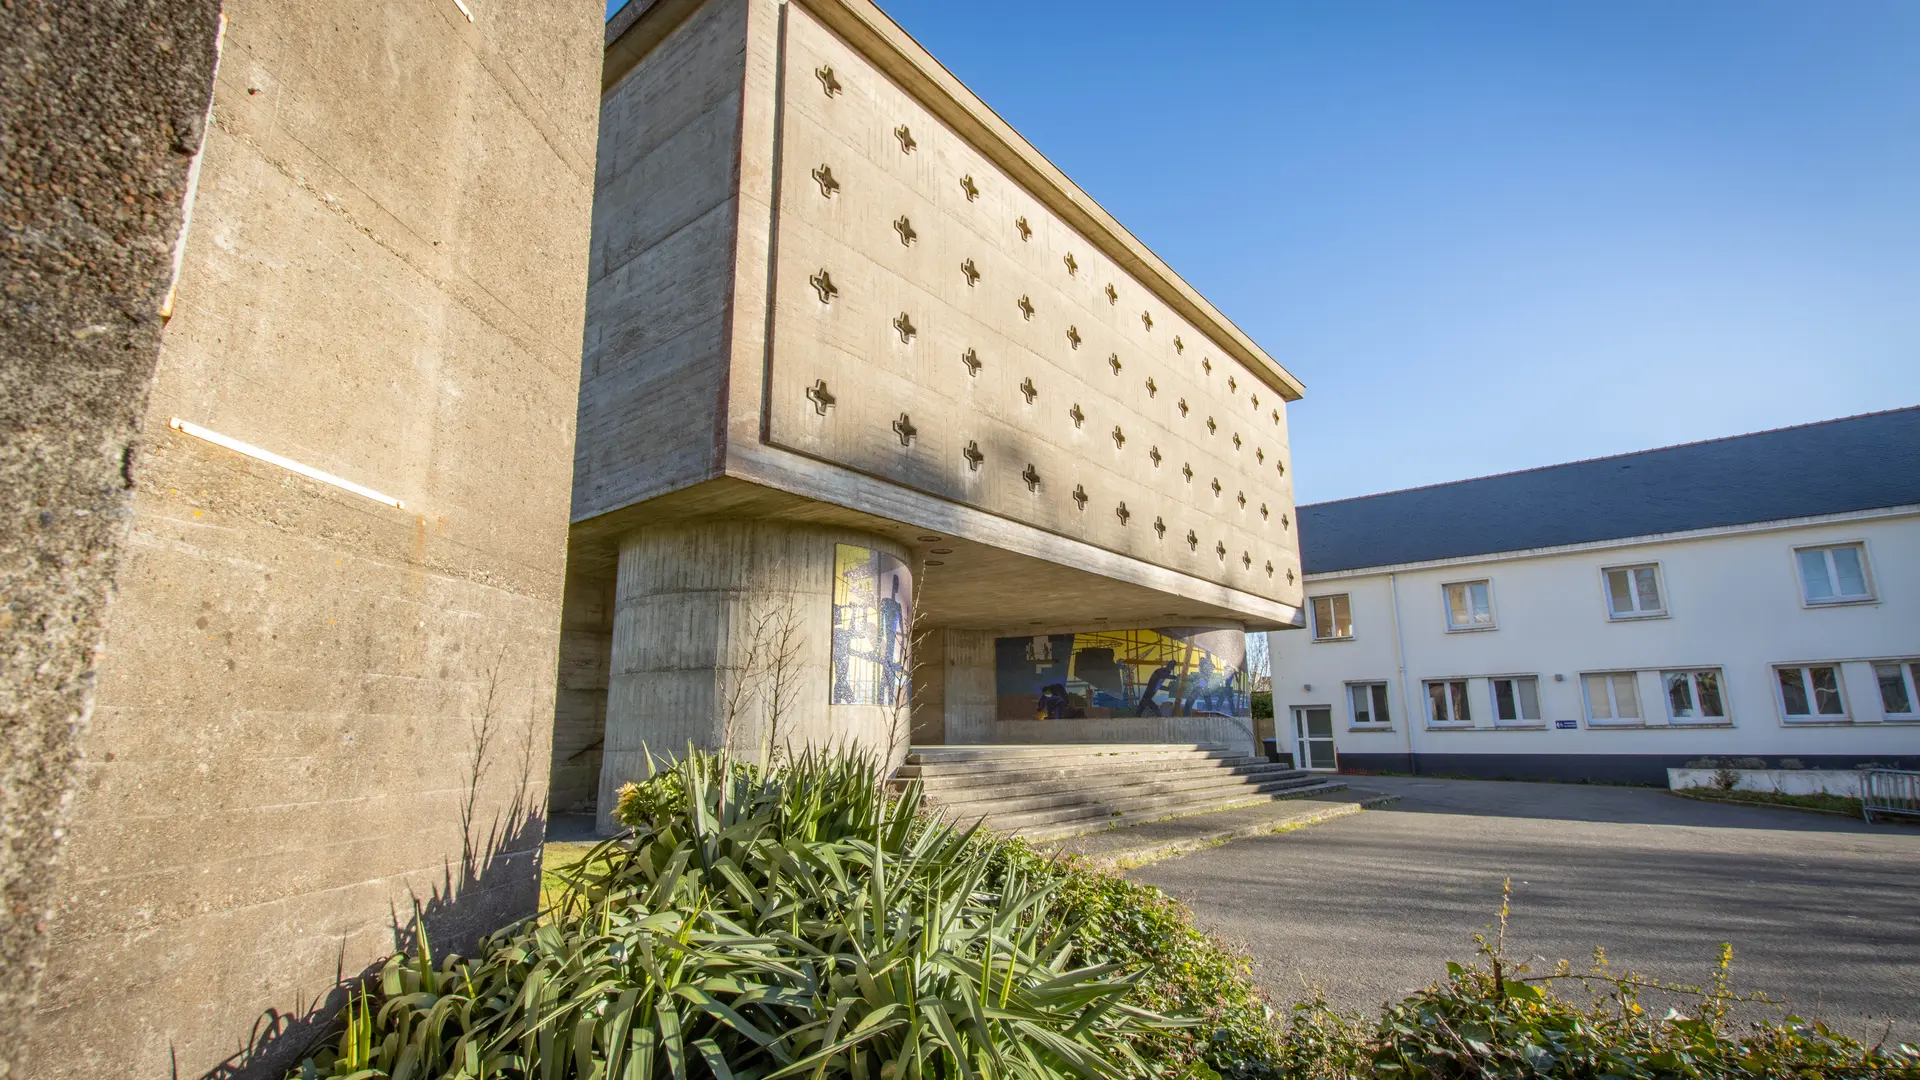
[
  {"xmin": 943, "ymin": 630, "xmax": 997, "ymax": 743},
  {"xmin": 596, "ymin": 520, "xmax": 910, "ymax": 832}
]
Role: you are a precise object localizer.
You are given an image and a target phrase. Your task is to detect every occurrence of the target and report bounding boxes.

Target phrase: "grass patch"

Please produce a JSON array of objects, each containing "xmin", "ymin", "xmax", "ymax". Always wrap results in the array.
[{"xmin": 1674, "ymin": 788, "xmax": 1864, "ymax": 816}]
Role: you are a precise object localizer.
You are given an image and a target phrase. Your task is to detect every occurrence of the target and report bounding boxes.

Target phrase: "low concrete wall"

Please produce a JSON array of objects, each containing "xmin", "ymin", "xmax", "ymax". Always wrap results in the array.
[
  {"xmin": 1668, "ymin": 768, "xmax": 1865, "ymax": 797},
  {"xmin": 1338, "ymin": 752, "xmax": 1917, "ymax": 787}
]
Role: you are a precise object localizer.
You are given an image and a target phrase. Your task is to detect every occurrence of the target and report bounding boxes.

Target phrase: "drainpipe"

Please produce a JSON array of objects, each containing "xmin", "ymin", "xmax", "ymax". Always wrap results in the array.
[{"xmin": 1387, "ymin": 573, "xmax": 1418, "ymax": 776}]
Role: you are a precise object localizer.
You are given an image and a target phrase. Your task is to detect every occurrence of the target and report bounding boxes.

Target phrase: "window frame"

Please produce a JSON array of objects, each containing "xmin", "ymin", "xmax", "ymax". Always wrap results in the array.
[
  {"xmin": 1601, "ymin": 562, "xmax": 1668, "ymax": 620},
  {"xmin": 1441, "ymin": 579, "xmax": 1497, "ymax": 633},
  {"xmin": 1792, "ymin": 541, "xmax": 1875, "ymax": 607},
  {"xmin": 1346, "ymin": 680, "xmax": 1394, "ymax": 729},
  {"xmin": 1659, "ymin": 668, "xmax": 1732, "ymax": 726},
  {"xmin": 1310, "ymin": 593, "xmax": 1354, "ymax": 642},
  {"xmin": 1873, "ymin": 659, "xmax": 1920, "ymax": 721},
  {"xmin": 1487, "ymin": 674, "xmax": 1544, "ymax": 726},
  {"xmin": 1580, "ymin": 670, "xmax": 1644, "ymax": 727},
  {"xmin": 1423, "ymin": 678, "xmax": 1473, "ymax": 727},
  {"xmin": 1773, "ymin": 662, "xmax": 1850, "ymax": 722}
]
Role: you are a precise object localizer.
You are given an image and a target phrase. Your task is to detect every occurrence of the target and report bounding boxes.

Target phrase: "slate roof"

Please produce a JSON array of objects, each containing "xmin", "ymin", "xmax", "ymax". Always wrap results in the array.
[{"xmin": 1299, "ymin": 406, "xmax": 1920, "ymax": 575}]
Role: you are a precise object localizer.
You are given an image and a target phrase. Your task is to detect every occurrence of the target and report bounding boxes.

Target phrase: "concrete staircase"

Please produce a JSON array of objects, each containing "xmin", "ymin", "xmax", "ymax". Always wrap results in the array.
[{"xmin": 894, "ymin": 744, "xmax": 1347, "ymax": 843}]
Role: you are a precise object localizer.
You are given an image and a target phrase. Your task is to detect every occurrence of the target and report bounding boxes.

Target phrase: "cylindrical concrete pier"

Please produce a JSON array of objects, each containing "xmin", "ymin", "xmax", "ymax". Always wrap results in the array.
[{"xmin": 595, "ymin": 520, "xmax": 911, "ymax": 832}]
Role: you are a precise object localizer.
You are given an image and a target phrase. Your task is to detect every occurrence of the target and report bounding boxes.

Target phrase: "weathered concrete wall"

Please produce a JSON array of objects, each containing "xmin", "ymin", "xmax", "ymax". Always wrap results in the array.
[
  {"xmin": 598, "ymin": 521, "xmax": 910, "ymax": 832},
  {"xmin": 940, "ymin": 630, "xmax": 997, "ymax": 744},
  {"xmin": 1, "ymin": 1, "xmax": 225, "ymax": 1071},
  {"xmin": 20, "ymin": 2, "xmax": 603, "ymax": 1077},
  {"xmin": 574, "ymin": 0, "xmax": 750, "ymax": 522}
]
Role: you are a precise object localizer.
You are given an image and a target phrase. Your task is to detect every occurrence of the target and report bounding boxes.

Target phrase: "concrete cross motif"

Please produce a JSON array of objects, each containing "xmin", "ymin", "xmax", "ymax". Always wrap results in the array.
[
  {"xmin": 1068, "ymin": 403, "xmax": 1084, "ymax": 428},
  {"xmin": 1282, "ymin": 513, "xmax": 1290, "ymax": 530},
  {"xmin": 1266, "ymin": 560, "xmax": 1275, "ymax": 577},
  {"xmin": 1108, "ymin": 353, "xmax": 1122, "ymax": 375},
  {"xmin": 1256, "ymin": 448, "xmax": 1265, "ymax": 464},
  {"xmin": 1016, "ymin": 295, "xmax": 1034, "ymax": 320},
  {"xmin": 1215, "ymin": 540, "xmax": 1227, "ymax": 561},
  {"xmin": 1277, "ymin": 461, "xmax": 1286, "ymax": 476},
  {"xmin": 806, "ymin": 379, "xmax": 836, "ymax": 415},
  {"xmin": 1144, "ymin": 375, "xmax": 1157, "ymax": 397},
  {"xmin": 1232, "ymin": 433, "xmax": 1242, "ymax": 450},
  {"xmin": 1186, "ymin": 529, "xmax": 1199, "ymax": 551},
  {"xmin": 1228, "ymin": 375, "xmax": 1237, "ymax": 393},
  {"xmin": 1105, "ymin": 282, "xmax": 1118, "ymax": 305},
  {"xmin": 893, "ymin": 312, "xmax": 916, "ymax": 343},
  {"xmin": 1154, "ymin": 516, "xmax": 1167, "ymax": 539},
  {"xmin": 1251, "ymin": 393, "xmax": 1260, "ymax": 408},
  {"xmin": 1288, "ymin": 567, "xmax": 1296, "ymax": 584},
  {"xmin": 1242, "ymin": 551, "xmax": 1253, "ymax": 569},
  {"xmin": 1271, "ymin": 408, "xmax": 1280, "ymax": 424},
  {"xmin": 1182, "ymin": 462, "xmax": 1193, "ymax": 482},
  {"xmin": 894, "ymin": 215, "xmax": 917, "ymax": 246},
  {"xmin": 1111, "ymin": 425, "xmax": 1125, "ymax": 448},
  {"xmin": 960, "ymin": 174, "xmax": 980, "ymax": 201},
  {"xmin": 1178, "ymin": 397, "xmax": 1189, "ymax": 417},
  {"xmin": 1140, "ymin": 310, "xmax": 1153, "ymax": 331},
  {"xmin": 1260, "ymin": 503, "xmax": 1269, "ymax": 520},
  {"xmin": 1023, "ymin": 463, "xmax": 1041, "ymax": 491},
  {"xmin": 1063, "ymin": 252, "xmax": 1078, "ymax": 276},
  {"xmin": 961, "ymin": 347, "xmax": 982, "ymax": 376},
  {"xmin": 892, "ymin": 412, "xmax": 917, "ymax": 446},
  {"xmin": 1020, "ymin": 377, "xmax": 1037, "ymax": 403},
  {"xmin": 1115, "ymin": 501, "xmax": 1131, "ymax": 524},
  {"xmin": 811, "ymin": 164, "xmax": 840, "ymax": 198},
  {"xmin": 1236, "ymin": 490, "xmax": 1246, "ymax": 508},
  {"xmin": 1210, "ymin": 477, "xmax": 1222, "ymax": 497},
  {"xmin": 960, "ymin": 258, "xmax": 980, "ymax": 287},
  {"xmin": 809, "ymin": 269, "xmax": 838, "ymax": 304},
  {"xmin": 894, "ymin": 124, "xmax": 916, "ymax": 153},
  {"xmin": 964, "ymin": 440, "xmax": 984, "ymax": 470},
  {"xmin": 1206, "ymin": 416, "xmax": 1217, "ymax": 435},
  {"xmin": 1066, "ymin": 325, "xmax": 1081, "ymax": 349},
  {"xmin": 1015, "ymin": 216, "xmax": 1032, "ymax": 241},
  {"xmin": 1072, "ymin": 484, "xmax": 1089, "ymax": 511},
  {"xmin": 815, "ymin": 65, "xmax": 842, "ymax": 96},
  {"xmin": 1202, "ymin": 358, "xmax": 1212, "ymax": 375},
  {"xmin": 1149, "ymin": 445, "xmax": 1162, "ymax": 467}
]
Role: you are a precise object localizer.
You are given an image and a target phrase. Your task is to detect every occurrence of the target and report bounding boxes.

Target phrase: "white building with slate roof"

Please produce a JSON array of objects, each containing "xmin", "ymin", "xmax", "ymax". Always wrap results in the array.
[{"xmin": 1272, "ymin": 407, "xmax": 1920, "ymax": 783}]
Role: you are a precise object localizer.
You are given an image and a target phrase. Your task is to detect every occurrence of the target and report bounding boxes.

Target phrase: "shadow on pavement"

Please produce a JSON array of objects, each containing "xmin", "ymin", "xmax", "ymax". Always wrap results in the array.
[{"xmin": 1342, "ymin": 775, "xmax": 1894, "ymax": 834}]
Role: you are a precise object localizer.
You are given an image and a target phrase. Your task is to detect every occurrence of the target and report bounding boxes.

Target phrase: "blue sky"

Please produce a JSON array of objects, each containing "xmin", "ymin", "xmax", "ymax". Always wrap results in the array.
[{"xmin": 613, "ymin": 1, "xmax": 1919, "ymax": 504}]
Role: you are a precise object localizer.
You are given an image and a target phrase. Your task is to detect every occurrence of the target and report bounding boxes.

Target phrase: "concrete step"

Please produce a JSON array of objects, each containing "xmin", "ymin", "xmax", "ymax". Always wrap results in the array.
[
  {"xmin": 1009, "ymin": 780, "xmax": 1351, "ymax": 843},
  {"xmin": 907, "ymin": 743, "xmax": 1221, "ymax": 763},
  {"xmin": 898, "ymin": 745, "xmax": 1239, "ymax": 779},
  {"xmin": 908, "ymin": 755, "xmax": 1288, "ymax": 797},
  {"xmin": 968, "ymin": 773, "xmax": 1340, "ymax": 835},
  {"xmin": 926, "ymin": 764, "xmax": 1318, "ymax": 816}
]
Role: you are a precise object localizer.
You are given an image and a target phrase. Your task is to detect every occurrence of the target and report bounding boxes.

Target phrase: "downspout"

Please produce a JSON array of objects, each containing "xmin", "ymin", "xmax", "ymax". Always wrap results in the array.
[{"xmin": 1387, "ymin": 573, "xmax": 1418, "ymax": 776}]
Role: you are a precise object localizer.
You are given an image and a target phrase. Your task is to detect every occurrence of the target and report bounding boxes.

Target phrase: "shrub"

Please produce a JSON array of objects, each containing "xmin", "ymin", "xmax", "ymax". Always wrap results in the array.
[
  {"xmin": 1712, "ymin": 767, "xmax": 1741, "ymax": 792},
  {"xmin": 1731, "ymin": 756, "xmax": 1768, "ymax": 770},
  {"xmin": 1779, "ymin": 758, "xmax": 1806, "ymax": 771},
  {"xmin": 293, "ymin": 751, "xmax": 1185, "ymax": 1079}
]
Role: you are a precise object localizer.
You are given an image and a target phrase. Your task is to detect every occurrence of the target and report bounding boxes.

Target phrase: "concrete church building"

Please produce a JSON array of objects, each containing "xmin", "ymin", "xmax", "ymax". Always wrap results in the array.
[{"xmin": 555, "ymin": 0, "xmax": 1308, "ymax": 828}]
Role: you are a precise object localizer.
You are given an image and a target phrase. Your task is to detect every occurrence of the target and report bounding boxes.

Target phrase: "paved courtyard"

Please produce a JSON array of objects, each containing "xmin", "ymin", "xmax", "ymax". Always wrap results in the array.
[{"xmin": 1130, "ymin": 776, "xmax": 1920, "ymax": 1044}]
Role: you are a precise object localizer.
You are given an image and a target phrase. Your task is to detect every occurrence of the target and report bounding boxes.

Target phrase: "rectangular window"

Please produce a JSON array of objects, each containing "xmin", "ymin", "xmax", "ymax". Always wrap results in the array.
[
  {"xmin": 1603, "ymin": 564, "xmax": 1665, "ymax": 618},
  {"xmin": 1875, "ymin": 661, "xmax": 1920, "ymax": 719},
  {"xmin": 1582, "ymin": 672, "xmax": 1642, "ymax": 724},
  {"xmin": 1311, "ymin": 594, "xmax": 1353, "ymax": 641},
  {"xmin": 1663, "ymin": 669, "xmax": 1729, "ymax": 724},
  {"xmin": 1443, "ymin": 580, "xmax": 1495, "ymax": 631},
  {"xmin": 1489, "ymin": 676, "xmax": 1542, "ymax": 724},
  {"xmin": 1796, "ymin": 543, "xmax": 1873, "ymax": 605},
  {"xmin": 1425, "ymin": 679, "xmax": 1471, "ymax": 725},
  {"xmin": 1775, "ymin": 664, "xmax": 1847, "ymax": 719},
  {"xmin": 1348, "ymin": 681, "xmax": 1392, "ymax": 726}
]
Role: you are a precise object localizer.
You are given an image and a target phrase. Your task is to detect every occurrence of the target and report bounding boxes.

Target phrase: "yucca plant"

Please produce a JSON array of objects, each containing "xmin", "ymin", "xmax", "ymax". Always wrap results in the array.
[{"xmin": 294, "ymin": 750, "xmax": 1184, "ymax": 1080}]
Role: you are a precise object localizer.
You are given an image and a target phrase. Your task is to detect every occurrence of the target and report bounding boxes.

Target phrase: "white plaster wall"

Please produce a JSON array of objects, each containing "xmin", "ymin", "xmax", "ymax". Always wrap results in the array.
[{"xmin": 1271, "ymin": 511, "xmax": 1920, "ymax": 765}]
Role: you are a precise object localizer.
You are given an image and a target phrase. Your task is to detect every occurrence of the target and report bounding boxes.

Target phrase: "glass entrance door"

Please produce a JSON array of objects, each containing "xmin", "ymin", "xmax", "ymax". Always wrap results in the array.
[{"xmin": 1292, "ymin": 706, "xmax": 1337, "ymax": 771}]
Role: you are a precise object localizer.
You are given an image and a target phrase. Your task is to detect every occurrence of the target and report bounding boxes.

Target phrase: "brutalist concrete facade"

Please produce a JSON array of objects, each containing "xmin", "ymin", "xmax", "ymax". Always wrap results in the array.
[
  {"xmin": 557, "ymin": 0, "xmax": 1308, "ymax": 827},
  {"xmin": 9, "ymin": 2, "xmax": 604, "ymax": 1076}
]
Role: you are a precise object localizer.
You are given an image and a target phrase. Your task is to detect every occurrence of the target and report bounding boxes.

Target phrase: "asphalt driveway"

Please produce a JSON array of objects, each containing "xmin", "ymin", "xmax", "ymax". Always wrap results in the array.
[{"xmin": 1129, "ymin": 776, "xmax": 1920, "ymax": 1044}]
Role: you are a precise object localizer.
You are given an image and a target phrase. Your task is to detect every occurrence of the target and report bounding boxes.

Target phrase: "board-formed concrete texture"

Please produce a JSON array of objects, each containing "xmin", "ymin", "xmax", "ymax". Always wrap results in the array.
[
  {"xmin": 569, "ymin": 0, "xmax": 1307, "ymax": 816},
  {"xmin": 19, "ymin": 2, "xmax": 604, "ymax": 1077}
]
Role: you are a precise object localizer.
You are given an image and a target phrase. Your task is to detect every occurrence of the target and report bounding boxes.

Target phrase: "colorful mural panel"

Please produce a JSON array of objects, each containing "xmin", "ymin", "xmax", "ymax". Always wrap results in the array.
[
  {"xmin": 830, "ymin": 544, "xmax": 913, "ymax": 707},
  {"xmin": 994, "ymin": 627, "xmax": 1249, "ymax": 720}
]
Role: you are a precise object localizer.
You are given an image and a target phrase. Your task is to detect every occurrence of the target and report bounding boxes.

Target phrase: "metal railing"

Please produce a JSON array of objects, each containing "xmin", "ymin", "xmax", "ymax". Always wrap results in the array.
[{"xmin": 1861, "ymin": 769, "xmax": 1920, "ymax": 823}]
